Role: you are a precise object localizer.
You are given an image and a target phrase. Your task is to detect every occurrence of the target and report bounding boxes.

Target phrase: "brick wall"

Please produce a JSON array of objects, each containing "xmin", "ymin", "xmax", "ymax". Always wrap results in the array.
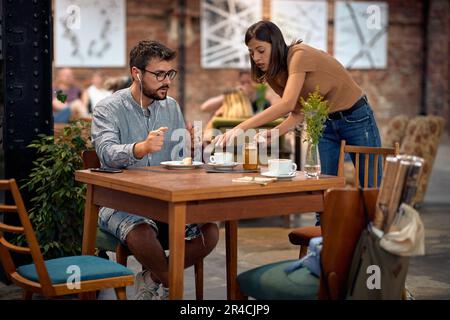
[
  {"xmin": 61, "ymin": 0, "xmax": 448, "ymax": 135},
  {"xmin": 426, "ymin": 0, "xmax": 449, "ymax": 128}
]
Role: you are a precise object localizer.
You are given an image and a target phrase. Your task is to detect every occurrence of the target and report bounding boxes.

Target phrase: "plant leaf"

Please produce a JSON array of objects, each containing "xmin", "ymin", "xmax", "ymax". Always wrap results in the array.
[{"xmin": 56, "ymin": 90, "xmax": 68, "ymax": 103}]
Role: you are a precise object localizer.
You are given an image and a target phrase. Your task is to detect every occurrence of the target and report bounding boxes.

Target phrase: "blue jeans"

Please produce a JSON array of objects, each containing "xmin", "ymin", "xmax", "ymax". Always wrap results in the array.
[
  {"xmin": 53, "ymin": 106, "xmax": 71, "ymax": 123},
  {"xmin": 316, "ymin": 100, "xmax": 381, "ymax": 225},
  {"xmin": 98, "ymin": 208, "xmax": 202, "ymax": 247}
]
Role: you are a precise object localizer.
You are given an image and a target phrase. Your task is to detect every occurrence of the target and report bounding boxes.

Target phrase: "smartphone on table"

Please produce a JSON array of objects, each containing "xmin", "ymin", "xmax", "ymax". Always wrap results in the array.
[{"xmin": 90, "ymin": 167, "xmax": 123, "ymax": 173}]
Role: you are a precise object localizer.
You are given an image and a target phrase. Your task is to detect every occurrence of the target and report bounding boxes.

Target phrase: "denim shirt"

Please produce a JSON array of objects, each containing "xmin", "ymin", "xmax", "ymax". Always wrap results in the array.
[
  {"xmin": 91, "ymin": 87, "xmax": 187, "ymax": 169},
  {"xmin": 91, "ymin": 87, "xmax": 188, "ymax": 225}
]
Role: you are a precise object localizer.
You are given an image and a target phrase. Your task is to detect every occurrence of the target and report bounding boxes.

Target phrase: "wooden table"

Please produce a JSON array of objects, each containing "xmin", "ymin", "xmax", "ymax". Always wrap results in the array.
[{"xmin": 75, "ymin": 166, "xmax": 344, "ymax": 300}]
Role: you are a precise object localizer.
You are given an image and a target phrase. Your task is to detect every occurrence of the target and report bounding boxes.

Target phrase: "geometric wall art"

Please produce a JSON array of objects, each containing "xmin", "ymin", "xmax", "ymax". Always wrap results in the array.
[
  {"xmin": 54, "ymin": 0, "xmax": 126, "ymax": 67},
  {"xmin": 271, "ymin": 0, "xmax": 328, "ymax": 51},
  {"xmin": 334, "ymin": 1, "xmax": 388, "ymax": 69},
  {"xmin": 201, "ymin": 0, "xmax": 263, "ymax": 68}
]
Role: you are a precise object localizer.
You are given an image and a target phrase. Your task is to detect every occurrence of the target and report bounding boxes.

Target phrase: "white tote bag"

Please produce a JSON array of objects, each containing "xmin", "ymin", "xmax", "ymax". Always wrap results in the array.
[{"xmin": 379, "ymin": 203, "xmax": 425, "ymax": 256}]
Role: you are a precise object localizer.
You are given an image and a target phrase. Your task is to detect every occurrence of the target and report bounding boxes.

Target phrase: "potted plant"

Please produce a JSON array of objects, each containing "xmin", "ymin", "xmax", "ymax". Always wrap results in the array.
[
  {"xmin": 16, "ymin": 120, "xmax": 93, "ymax": 259},
  {"xmin": 300, "ymin": 87, "xmax": 329, "ymax": 178}
]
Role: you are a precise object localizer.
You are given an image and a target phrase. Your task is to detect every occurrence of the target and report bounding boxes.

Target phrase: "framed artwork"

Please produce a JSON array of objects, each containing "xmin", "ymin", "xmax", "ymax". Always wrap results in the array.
[
  {"xmin": 54, "ymin": 0, "xmax": 126, "ymax": 67},
  {"xmin": 201, "ymin": 0, "xmax": 263, "ymax": 68},
  {"xmin": 334, "ymin": 1, "xmax": 388, "ymax": 69},
  {"xmin": 271, "ymin": 0, "xmax": 328, "ymax": 51}
]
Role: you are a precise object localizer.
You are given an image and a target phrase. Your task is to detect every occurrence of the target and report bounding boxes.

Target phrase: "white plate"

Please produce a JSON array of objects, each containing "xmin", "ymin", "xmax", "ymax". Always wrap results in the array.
[
  {"xmin": 261, "ymin": 171, "xmax": 297, "ymax": 180},
  {"xmin": 160, "ymin": 161, "xmax": 204, "ymax": 170},
  {"xmin": 207, "ymin": 162, "xmax": 240, "ymax": 170}
]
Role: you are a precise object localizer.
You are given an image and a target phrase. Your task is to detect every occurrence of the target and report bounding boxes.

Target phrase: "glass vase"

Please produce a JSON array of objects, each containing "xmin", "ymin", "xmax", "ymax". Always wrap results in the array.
[{"xmin": 304, "ymin": 142, "xmax": 321, "ymax": 178}]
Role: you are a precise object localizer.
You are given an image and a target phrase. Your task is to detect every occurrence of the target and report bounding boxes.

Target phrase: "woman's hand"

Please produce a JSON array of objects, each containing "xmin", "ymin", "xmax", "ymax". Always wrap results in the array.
[
  {"xmin": 253, "ymin": 129, "xmax": 271, "ymax": 147},
  {"xmin": 253, "ymin": 129, "xmax": 280, "ymax": 147},
  {"xmin": 213, "ymin": 128, "xmax": 243, "ymax": 148}
]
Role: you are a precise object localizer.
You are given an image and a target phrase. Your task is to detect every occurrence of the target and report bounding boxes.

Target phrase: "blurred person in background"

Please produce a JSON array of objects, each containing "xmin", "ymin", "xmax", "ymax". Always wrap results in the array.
[
  {"xmin": 52, "ymin": 68, "xmax": 89, "ymax": 123},
  {"xmin": 81, "ymin": 71, "xmax": 112, "ymax": 114},
  {"xmin": 200, "ymin": 70, "xmax": 273, "ymax": 116},
  {"xmin": 200, "ymin": 70, "xmax": 277, "ymax": 143},
  {"xmin": 104, "ymin": 75, "xmax": 133, "ymax": 93}
]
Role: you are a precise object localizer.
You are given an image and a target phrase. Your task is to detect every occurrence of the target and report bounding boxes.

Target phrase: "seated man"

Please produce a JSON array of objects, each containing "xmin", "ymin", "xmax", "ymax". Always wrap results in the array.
[{"xmin": 91, "ymin": 40, "xmax": 219, "ymax": 300}]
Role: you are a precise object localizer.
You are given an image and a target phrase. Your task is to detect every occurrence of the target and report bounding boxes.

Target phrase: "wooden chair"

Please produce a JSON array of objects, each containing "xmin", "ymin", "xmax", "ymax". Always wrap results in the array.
[
  {"xmin": 82, "ymin": 150, "xmax": 205, "ymax": 300},
  {"xmin": 289, "ymin": 140, "xmax": 400, "ymax": 258},
  {"xmin": 236, "ymin": 188, "xmax": 378, "ymax": 299},
  {"xmin": 0, "ymin": 179, "xmax": 134, "ymax": 300}
]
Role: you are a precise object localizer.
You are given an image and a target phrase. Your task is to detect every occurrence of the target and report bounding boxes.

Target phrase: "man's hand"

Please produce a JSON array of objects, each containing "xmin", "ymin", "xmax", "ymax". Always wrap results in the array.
[
  {"xmin": 146, "ymin": 127, "xmax": 168, "ymax": 153},
  {"xmin": 133, "ymin": 127, "xmax": 169, "ymax": 159}
]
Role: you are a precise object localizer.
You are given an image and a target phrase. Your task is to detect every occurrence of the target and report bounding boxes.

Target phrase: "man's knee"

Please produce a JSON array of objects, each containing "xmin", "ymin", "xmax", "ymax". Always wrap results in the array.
[
  {"xmin": 125, "ymin": 223, "xmax": 158, "ymax": 248},
  {"xmin": 201, "ymin": 223, "xmax": 219, "ymax": 252}
]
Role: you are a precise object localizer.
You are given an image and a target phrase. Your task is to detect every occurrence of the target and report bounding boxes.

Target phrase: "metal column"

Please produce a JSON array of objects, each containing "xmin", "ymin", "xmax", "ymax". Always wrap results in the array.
[{"xmin": 1, "ymin": 0, "xmax": 53, "ymax": 281}]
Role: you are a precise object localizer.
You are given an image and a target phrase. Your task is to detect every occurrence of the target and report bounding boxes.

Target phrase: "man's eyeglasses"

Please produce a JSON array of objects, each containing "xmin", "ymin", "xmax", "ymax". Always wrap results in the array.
[{"xmin": 142, "ymin": 68, "xmax": 177, "ymax": 82}]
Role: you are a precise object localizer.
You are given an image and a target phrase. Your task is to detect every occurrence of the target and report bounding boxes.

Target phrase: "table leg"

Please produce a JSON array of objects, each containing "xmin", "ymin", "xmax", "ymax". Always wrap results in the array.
[
  {"xmin": 81, "ymin": 185, "xmax": 99, "ymax": 255},
  {"xmin": 226, "ymin": 220, "xmax": 245, "ymax": 300},
  {"xmin": 168, "ymin": 202, "xmax": 186, "ymax": 300},
  {"xmin": 80, "ymin": 184, "xmax": 99, "ymax": 300}
]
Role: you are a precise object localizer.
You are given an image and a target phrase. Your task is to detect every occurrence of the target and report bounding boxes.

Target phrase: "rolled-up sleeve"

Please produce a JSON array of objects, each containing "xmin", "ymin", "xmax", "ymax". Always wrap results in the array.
[{"xmin": 91, "ymin": 105, "xmax": 140, "ymax": 168}]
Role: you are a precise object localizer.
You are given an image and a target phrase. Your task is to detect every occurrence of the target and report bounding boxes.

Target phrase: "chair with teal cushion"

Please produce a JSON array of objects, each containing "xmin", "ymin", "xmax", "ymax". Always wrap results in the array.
[
  {"xmin": 0, "ymin": 179, "xmax": 134, "ymax": 299},
  {"xmin": 237, "ymin": 188, "xmax": 379, "ymax": 300},
  {"xmin": 17, "ymin": 255, "xmax": 133, "ymax": 284},
  {"xmin": 288, "ymin": 141, "xmax": 399, "ymax": 259},
  {"xmin": 237, "ymin": 260, "xmax": 319, "ymax": 300}
]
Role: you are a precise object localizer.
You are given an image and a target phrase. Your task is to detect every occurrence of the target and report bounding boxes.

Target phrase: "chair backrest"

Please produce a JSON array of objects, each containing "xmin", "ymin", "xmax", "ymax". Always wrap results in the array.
[
  {"xmin": 318, "ymin": 188, "xmax": 379, "ymax": 300},
  {"xmin": 0, "ymin": 179, "xmax": 55, "ymax": 295},
  {"xmin": 338, "ymin": 140, "xmax": 399, "ymax": 188},
  {"xmin": 82, "ymin": 150, "xmax": 101, "ymax": 169}
]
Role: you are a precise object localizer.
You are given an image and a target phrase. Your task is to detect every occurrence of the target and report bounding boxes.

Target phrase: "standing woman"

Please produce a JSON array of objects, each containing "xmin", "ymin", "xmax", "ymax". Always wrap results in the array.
[{"xmin": 215, "ymin": 20, "xmax": 382, "ymax": 185}]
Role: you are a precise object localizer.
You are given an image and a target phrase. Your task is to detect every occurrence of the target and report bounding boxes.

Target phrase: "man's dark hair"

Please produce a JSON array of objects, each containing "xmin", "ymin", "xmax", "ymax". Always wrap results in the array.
[
  {"xmin": 245, "ymin": 20, "xmax": 302, "ymax": 83},
  {"xmin": 129, "ymin": 40, "xmax": 176, "ymax": 72}
]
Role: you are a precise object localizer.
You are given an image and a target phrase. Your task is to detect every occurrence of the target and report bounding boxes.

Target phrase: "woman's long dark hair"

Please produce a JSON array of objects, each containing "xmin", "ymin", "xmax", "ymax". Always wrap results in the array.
[{"xmin": 245, "ymin": 20, "xmax": 302, "ymax": 83}]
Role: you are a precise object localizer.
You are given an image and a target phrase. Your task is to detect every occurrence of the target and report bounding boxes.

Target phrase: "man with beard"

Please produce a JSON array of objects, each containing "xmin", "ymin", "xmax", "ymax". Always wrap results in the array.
[{"xmin": 91, "ymin": 40, "xmax": 219, "ymax": 300}]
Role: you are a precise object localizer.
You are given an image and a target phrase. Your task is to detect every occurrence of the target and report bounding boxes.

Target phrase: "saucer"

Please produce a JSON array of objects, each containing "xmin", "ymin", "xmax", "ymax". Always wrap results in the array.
[
  {"xmin": 160, "ymin": 161, "xmax": 204, "ymax": 170},
  {"xmin": 261, "ymin": 171, "xmax": 297, "ymax": 180},
  {"xmin": 207, "ymin": 162, "xmax": 239, "ymax": 170}
]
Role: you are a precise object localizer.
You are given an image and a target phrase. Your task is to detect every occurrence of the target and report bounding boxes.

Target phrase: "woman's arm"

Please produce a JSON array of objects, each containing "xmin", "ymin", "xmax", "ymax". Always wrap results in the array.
[
  {"xmin": 255, "ymin": 109, "xmax": 304, "ymax": 144},
  {"xmin": 274, "ymin": 109, "xmax": 304, "ymax": 136},
  {"xmin": 235, "ymin": 72, "xmax": 306, "ymax": 130},
  {"xmin": 200, "ymin": 95, "xmax": 224, "ymax": 112}
]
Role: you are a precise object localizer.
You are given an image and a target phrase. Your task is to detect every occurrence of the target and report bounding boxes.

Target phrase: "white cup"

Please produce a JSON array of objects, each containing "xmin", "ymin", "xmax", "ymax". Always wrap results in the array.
[
  {"xmin": 210, "ymin": 152, "xmax": 234, "ymax": 164},
  {"xmin": 268, "ymin": 159, "xmax": 297, "ymax": 175}
]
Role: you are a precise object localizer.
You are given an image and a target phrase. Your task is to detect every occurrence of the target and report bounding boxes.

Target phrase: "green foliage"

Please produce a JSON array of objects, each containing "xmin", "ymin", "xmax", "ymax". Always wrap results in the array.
[
  {"xmin": 300, "ymin": 87, "xmax": 330, "ymax": 145},
  {"xmin": 56, "ymin": 90, "xmax": 67, "ymax": 103},
  {"xmin": 17, "ymin": 120, "xmax": 92, "ymax": 259},
  {"xmin": 255, "ymin": 83, "xmax": 268, "ymax": 112}
]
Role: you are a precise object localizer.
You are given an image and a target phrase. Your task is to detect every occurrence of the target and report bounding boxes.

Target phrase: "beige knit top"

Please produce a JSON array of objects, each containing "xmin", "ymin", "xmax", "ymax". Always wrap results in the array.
[{"xmin": 267, "ymin": 43, "xmax": 364, "ymax": 113}]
